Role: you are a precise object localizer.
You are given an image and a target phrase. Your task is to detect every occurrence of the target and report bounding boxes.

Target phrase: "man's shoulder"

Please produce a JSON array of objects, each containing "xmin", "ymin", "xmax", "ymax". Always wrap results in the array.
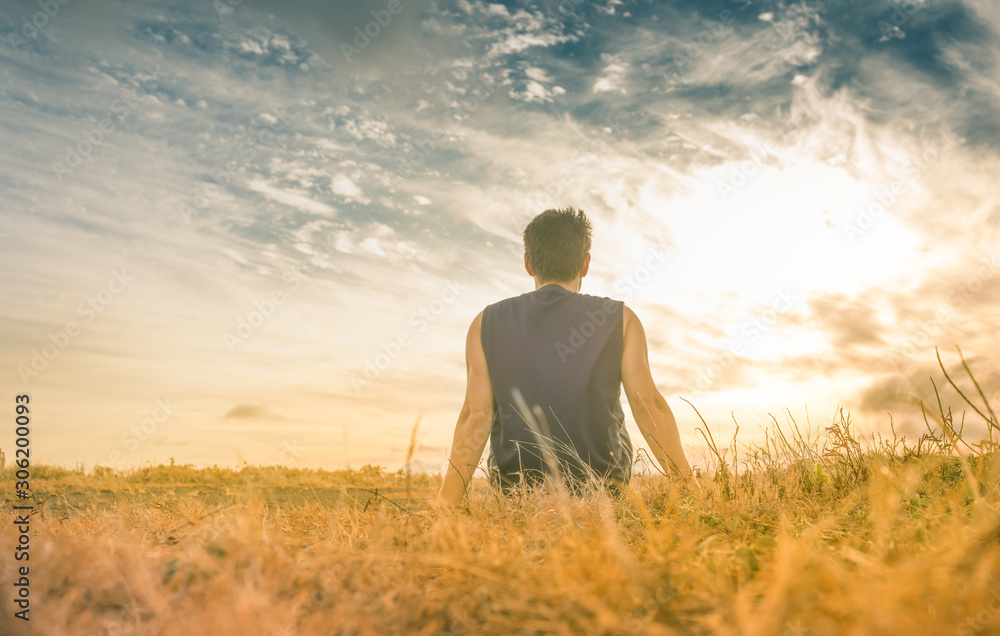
[
  {"xmin": 578, "ymin": 289, "xmax": 622, "ymax": 303},
  {"xmin": 576, "ymin": 290, "xmax": 624, "ymax": 313},
  {"xmin": 485, "ymin": 289, "xmax": 623, "ymax": 312},
  {"xmin": 482, "ymin": 289, "xmax": 534, "ymax": 312}
]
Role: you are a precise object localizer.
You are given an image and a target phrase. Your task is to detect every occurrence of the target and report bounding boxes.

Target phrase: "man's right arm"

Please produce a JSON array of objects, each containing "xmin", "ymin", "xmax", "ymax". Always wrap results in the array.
[{"xmin": 620, "ymin": 305, "xmax": 692, "ymax": 479}]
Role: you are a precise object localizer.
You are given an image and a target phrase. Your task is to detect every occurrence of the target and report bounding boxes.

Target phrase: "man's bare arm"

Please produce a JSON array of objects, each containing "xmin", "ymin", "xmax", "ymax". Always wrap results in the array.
[
  {"xmin": 436, "ymin": 311, "xmax": 495, "ymax": 507},
  {"xmin": 620, "ymin": 305, "xmax": 692, "ymax": 478}
]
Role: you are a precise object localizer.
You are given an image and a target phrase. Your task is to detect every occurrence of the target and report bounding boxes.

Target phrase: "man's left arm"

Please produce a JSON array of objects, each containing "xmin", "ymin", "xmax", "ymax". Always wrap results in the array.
[{"xmin": 436, "ymin": 310, "xmax": 495, "ymax": 507}]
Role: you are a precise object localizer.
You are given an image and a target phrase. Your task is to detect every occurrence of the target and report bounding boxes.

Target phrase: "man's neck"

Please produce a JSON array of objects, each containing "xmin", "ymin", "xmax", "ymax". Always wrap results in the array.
[{"xmin": 535, "ymin": 279, "xmax": 581, "ymax": 293}]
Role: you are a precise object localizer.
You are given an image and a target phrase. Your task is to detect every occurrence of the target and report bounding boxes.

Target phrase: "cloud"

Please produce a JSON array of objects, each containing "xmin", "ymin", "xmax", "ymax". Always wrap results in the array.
[
  {"xmin": 593, "ymin": 55, "xmax": 628, "ymax": 93},
  {"xmin": 3, "ymin": 0, "xmax": 1000, "ymax": 470},
  {"xmin": 246, "ymin": 179, "xmax": 337, "ymax": 216},
  {"xmin": 859, "ymin": 354, "xmax": 1000, "ymax": 420},
  {"xmin": 223, "ymin": 404, "xmax": 280, "ymax": 419},
  {"xmin": 330, "ymin": 174, "xmax": 364, "ymax": 200},
  {"xmin": 807, "ymin": 293, "xmax": 887, "ymax": 350}
]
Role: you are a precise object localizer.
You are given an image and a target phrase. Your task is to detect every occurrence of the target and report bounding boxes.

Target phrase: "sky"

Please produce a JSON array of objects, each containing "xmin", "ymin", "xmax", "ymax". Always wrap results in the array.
[{"xmin": 1, "ymin": 0, "xmax": 998, "ymax": 475}]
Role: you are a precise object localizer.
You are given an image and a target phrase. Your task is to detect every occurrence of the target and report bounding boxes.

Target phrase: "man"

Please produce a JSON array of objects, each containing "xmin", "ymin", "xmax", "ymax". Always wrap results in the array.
[{"xmin": 436, "ymin": 208, "xmax": 692, "ymax": 506}]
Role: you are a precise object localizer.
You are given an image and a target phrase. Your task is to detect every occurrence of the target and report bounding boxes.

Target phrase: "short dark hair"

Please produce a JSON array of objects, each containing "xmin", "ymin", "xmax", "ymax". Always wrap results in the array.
[{"xmin": 523, "ymin": 207, "xmax": 592, "ymax": 283}]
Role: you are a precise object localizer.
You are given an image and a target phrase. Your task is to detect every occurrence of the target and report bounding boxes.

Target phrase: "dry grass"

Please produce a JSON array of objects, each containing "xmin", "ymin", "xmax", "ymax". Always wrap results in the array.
[{"xmin": 2, "ymin": 353, "xmax": 1000, "ymax": 635}]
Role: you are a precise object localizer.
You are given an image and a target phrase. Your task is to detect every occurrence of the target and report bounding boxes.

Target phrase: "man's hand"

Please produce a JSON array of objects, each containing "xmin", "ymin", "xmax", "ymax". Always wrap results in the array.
[{"xmin": 436, "ymin": 311, "xmax": 495, "ymax": 507}]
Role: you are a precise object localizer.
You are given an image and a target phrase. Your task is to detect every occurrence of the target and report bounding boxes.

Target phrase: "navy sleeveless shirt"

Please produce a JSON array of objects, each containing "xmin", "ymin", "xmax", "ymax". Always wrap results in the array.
[{"xmin": 481, "ymin": 284, "xmax": 632, "ymax": 490}]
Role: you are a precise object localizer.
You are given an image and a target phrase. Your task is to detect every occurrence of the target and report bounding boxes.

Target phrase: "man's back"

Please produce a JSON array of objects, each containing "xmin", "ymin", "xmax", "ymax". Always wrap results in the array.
[
  {"xmin": 480, "ymin": 283, "xmax": 632, "ymax": 490},
  {"xmin": 435, "ymin": 207, "xmax": 690, "ymax": 508}
]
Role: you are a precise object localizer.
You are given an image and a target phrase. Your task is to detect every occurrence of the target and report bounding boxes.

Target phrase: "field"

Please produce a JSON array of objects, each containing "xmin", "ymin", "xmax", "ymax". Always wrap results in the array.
[{"xmin": 2, "ymin": 368, "xmax": 999, "ymax": 635}]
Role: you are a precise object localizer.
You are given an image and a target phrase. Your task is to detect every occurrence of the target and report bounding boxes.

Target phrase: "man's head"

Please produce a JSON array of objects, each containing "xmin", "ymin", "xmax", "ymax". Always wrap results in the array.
[{"xmin": 523, "ymin": 207, "xmax": 592, "ymax": 288}]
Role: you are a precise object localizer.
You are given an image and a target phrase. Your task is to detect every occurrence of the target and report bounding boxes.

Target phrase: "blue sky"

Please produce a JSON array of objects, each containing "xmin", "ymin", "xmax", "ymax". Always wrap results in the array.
[{"xmin": 2, "ymin": 0, "xmax": 998, "ymax": 474}]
